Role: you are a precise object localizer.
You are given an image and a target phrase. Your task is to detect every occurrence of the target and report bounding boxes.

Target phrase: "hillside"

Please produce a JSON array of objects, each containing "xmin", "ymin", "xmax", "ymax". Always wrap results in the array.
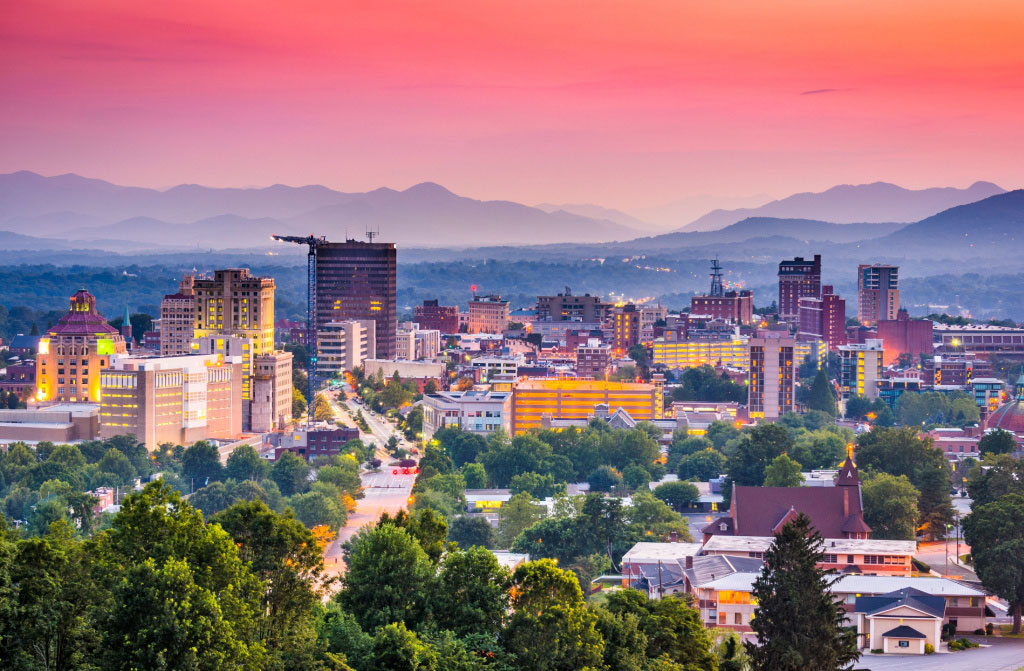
[{"xmin": 878, "ymin": 189, "xmax": 1024, "ymax": 251}]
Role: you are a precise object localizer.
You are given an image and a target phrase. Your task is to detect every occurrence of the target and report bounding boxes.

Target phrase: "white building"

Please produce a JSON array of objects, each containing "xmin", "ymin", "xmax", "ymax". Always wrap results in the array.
[
  {"xmin": 317, "ymin": 320, "xmax": 376, "ymax": 379},
  {"xmin": 421, "ymin": 390, "xmax": 512, "ymax": 439}
]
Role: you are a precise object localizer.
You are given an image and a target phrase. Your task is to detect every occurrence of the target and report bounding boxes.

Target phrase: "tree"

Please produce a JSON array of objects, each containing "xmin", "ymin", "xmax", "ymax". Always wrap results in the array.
[
  {"xmin": 653, "ymin": 481, "xmax": 699, "ymax": 511},
  {"xmin": 806, "ymin": 368, "xmax": 837, "ymax": 415},
  {"xmin": 588, "ymin": 465, "xmax": 623, "ymax": 492},
  {"xmin": 97, "ymin": 447, "xmax": 136, "ymax": 487},
  {"xmin": 181, "ymin": 440, "xmax": 223, "ymax": 489},
  {"xmin": 292, "ymin": 387, "xmax": 306, "ymax": 419},
  {"xmin": 746, "ymin": 513, "xmax": 859, "ymax": 671},
  {"xmin": 370, "ymin": 622, "xmax": 437, "ymax": 671},
  {"xmin": 189, "ymin": 481, "xmax": 233, "ymax": 516},
  {"xmin": 622, "ymin": 463, "xmax": 651, "ymax": 491},
  {"xmin": 339, "ymin": 524, "xmax": 434, "ymax": 631},
  {"xmin": 762, "ymin": 454, "xmax": 803, "ymax": 487},
  {"xmin": 226, "ymin": 444, "xmax": 270, "ymax": 482},
  {"xmin": 429, "ymin": 546, "xmax": 510, "ymax": 637},
  {"xmin": 375, "ymin": 508, "xmax": 450, "ymax": 565},
  {"xmin": 289, "ymin": 491, "xmax": 347, "ymax": 531},
  {"xmin": 963, "ymin": 493, "xmax": 1024, "ymax": 634},
  {"xmin": 967, "ymin": 454, "xmax": 1024, "ymax": 507},
  {"xmin": 979, "ymin": 429, "xmax": 1018, "ymax": 456},
  {"xmin": 604, "ymin": 588, "xmax": 716, "ymax": 668},
  {"xmin": 860, "ymin": 472, "xmax": 919, "ymax": 541},
  {"xmin": 676, "ymin": 449, "xmax": 725, "ymax": 481},
  {"xmin": 461, "ymin": 462, "xmax": 487, "ymax": 489},
  {"xmin": 844, "ymin": 395, "xmax": 872, "ymax": 421},
  {"xmin": 447, "ymin": 515, "xmax": 495, "ymax": 549},
  {"xmin": 509, "ymin": 471, "xmax": 560, "ymax": 498},
  {"xmin": 593, "ymin": 607, "xmax": 647, "ymax": 671},
  {"xmin": 727, "ymin": 423, "xmax": 793, "ymax": 487},
  {"xmin": 272, "ymin": 451, "xmax": 311, "ymax": 497},
  {"xmin": 497, "ymin": 492, "xmax": 544, "ymax": 548},
  {"xmin": 314, "ymin": 394, "xmax": 335, "ymax": 421}
]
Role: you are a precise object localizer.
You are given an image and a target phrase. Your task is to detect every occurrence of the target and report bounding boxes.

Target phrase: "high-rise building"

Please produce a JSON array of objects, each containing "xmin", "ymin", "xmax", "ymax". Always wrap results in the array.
[
  {"xmin": 778, "ymin": 254, "xmax": 822, "ymax": 321},
  {"xmin": 467, "ymin": 295, "xmax": 510, "ymax": 334},
  {"xmin": 612, "ymin": 304, "xmax": 641, "ymax": 355},
  {"xmin": 192, "ymin": 335, "xmax": 254, "ymax": 425},
  {"xmin": 414, "ymin": 300, "xmax": 459, "ymax": 333},
  {"xmin": 160, "ymin": 274, "xmax": 196, "ymax": 356},
  {"xmin": 690, "ymin": 259, "xmax": 754, "ymax": 325},
  {"xmin": 652, "ymin": 337, "xmax": 750, "ymax": 371},
  {"xmin": 536, "ymin": 289, "xmax": 611, "ymax": 323},
  {"xmin": 316, "ymin": 320, "xmax": 376, "ymax": 380},
  {"xmin": 838, "ymin": 339, "xmax": 884, "ymax": 399},
  {"xmin": 876, "ymin": 309, "xmax": 933, "ymax": 366},
  {"xmin": 315, "ymin": 239, "xmax": 397, "ymax": 359},
  {"xmin": 251, "ymin": 351, "xmax": 293, "ymax": 432},
  {"xmin": 748, "ymin": 332, "xmax": 795, "ymax": 419},
  {"xmin": 193, "ymin": 268, "xmax": 276, "ymax": 382},
  {"xmin": 99, "ymin": 353, "xmax": 243, "ymax": 448},
  {"xmin": 857, "ymin": 264, "xmax": 899, "ymax": 326},
  {"xmin": 576, "ymin": 339, "xmax": 612, "ymax": 379},
  {"xmin": 35, "ymin": 290, "xmax": 128, "ymax": 403},
  {"xmin": 798, "ymin": 285, "xmax": 847, "ymax": 350},
  {"xmin": 510, "ymin": 379, "xmax": 661, "ymax": 434}
]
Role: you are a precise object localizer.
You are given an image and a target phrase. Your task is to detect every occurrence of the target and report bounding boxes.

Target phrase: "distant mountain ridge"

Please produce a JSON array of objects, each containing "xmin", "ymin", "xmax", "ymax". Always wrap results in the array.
[
  {"xmin": 0, "ymin": 171, "xmax": 638, "ymax": 247},
  {"xmin": 680, "ymin": 181, "xmax": 1006, "ymax": 232}
]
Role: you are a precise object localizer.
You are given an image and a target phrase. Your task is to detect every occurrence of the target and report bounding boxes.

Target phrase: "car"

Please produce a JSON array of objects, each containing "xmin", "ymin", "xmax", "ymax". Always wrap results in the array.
[
  {"xmin": 402, "ymin": 467, "xmax": 411, "ymax": 475},
  {"xmin": 392, "ymin": 469, "xmax": 398, "ymax": 475}
]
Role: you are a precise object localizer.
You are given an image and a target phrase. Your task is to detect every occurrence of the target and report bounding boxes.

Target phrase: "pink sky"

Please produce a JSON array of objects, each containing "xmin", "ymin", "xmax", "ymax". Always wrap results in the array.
[{"xmin": 2, "ymin": 0, "xmax": 1023, "ymax": 209}]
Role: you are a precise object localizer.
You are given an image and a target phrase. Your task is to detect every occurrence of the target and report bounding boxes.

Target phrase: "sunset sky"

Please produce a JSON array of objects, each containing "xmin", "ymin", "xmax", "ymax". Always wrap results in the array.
[{"xmin": 3, "ymin": 0, "xmax": 1023, "ymax": 209}]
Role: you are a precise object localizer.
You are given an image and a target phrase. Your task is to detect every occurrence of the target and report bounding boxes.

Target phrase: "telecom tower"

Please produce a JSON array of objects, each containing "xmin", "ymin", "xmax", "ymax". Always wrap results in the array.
[{"xmin": 709, "ymin": 258, "xmax": 724, "ymax": 296}]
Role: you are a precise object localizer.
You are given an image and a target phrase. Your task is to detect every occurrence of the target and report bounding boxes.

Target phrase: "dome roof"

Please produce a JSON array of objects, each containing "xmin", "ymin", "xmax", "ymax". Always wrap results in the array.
[{"xmin": 988, "ymin": 373, "xmax": 1024, "ymax": 432}]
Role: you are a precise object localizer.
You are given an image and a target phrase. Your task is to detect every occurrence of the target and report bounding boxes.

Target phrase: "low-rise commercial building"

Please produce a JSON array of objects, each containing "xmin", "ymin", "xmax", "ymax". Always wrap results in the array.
[
  {"xmin": 839, "ymin": 339, "xmax": 884, "ymax": 399},
  {"xmin": 0, "ymin": 404, "xmax": 100, "ymax": 443},
  {"xmin": 652, "ymin": 338, "xmax": 748, "ymax": 371},
  {"xmin": 421, "ymin": 390, "xmax": 512, "ymax": 439},
  {"xmin": 250, "ymin": 351, "xmax": 293, "ymax": 432},
  {"xmin": 510, "ymin": 379, "xmax": 660, "ymax": 434},
  {"xmin": 467, "ymin": 295, "xmax": 510, "ymax": 334},
  {"xmin": 317, "ymin": 320, "xmax": 376, "ymax": 379}
]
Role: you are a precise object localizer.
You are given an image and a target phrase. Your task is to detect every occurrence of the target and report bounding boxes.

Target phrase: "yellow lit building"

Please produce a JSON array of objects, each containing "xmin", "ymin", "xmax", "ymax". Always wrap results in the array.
[
  {"xmin": 511, "ymin": 379, "xmax": 660, "ymax": 434},
  {"xmin": 794, "ymin": 339, "xmax": 827, "ymax": 371},
  {"xmin": 652, "ymin": 338, "xmax": 749, "ymax": 370},
  {"xmin": 35, "ymin": 290, "xmax": 128, "ymax": 403}
]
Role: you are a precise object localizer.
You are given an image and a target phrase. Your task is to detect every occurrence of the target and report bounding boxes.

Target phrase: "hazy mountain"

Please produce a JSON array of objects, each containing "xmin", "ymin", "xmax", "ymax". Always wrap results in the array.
[
  {"xmin": 0, "ymin": 171, "xmax": 639, "ymax": 247},
  {"xmin": 679, "ymin": 181, "xmax": 1006, "ymax": 232},
  {"xmin": 630, "ymin": 193, "xmax": 772, "ymax": 230},
  {"xmin": 534, "ymin": 202, "xmax": 648, "ymax": 230},
  {"xmin": 626, "ymin": 217, "xmax": 904, "ymax": 249},
  {"xmin": 876, "ymin": 189, "xmax": 1024, "ymax": 252}
]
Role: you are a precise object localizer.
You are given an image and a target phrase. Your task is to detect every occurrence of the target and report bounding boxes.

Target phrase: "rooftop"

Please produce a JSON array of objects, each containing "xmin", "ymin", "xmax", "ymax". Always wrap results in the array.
[
  {"xmin": 834, "ymin": 575, "xmax": 986, "ymax": 597},
  {"xmin": 621, "ymin": 542, "xmax": 703, "ymax": 563},
  {"xmin": 701, "ymin": 535, "xmax": 916, "ymax": 555}
]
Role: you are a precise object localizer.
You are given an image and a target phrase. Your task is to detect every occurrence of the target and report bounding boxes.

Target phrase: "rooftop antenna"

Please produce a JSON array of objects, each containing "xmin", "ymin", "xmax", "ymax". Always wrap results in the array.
[
  {"xmin": 709, "ymin": 257, "xmax": 724, "ymax": 297},
  {"xmin": 366, "ymin": 226, "xmax": 380, "ymax": 243}
]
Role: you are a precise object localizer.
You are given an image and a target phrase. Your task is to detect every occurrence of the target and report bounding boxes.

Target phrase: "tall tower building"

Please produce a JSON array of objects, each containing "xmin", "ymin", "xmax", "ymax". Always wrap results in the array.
[
  {"xmin": 612, "ymin": 304, "xmax": 641, "ymax": 355},
  {"xmin": 857, "ymin": 264, "xmax": 899, "ymax": 326},
  {"xmin": 748, "ymin": 332, "xmax": 795, "ymax": 419},
  {"xmin": 160, "ymin": 273, "xmax": 196, "ymax": 357},
  {"xmin": 778, "ymin": 254, "xmax": 822, "ymax": 322},
  {"xmin": 798, "ymin": 285, "xmax": 847, "ymax": 350},
  {"xmin": 315, "ymin": 240, "xmax": 397, "ymax": 359}
]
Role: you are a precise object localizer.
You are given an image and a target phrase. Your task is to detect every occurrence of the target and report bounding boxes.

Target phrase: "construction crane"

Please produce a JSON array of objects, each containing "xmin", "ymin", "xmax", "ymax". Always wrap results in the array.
[{"xmin": 272, "ymin": 234, "xmax": 327, "ymax": 425}]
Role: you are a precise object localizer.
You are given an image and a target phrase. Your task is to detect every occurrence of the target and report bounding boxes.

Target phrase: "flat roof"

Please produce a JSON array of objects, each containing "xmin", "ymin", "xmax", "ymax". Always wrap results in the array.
[
  {"xmin": 622, "ymin": 542, "xmax": 703, "ymax": 562},
  {"xmin": 702, "ymin": 535, "xmax": 916, "ymax": 555},
  {"xmin": 702, "ymin": 572, "xmax": 761, "ymax": 591},
  {"xmin": 834, "ymin": 575, "xmax": 986, "ymax": 597}
]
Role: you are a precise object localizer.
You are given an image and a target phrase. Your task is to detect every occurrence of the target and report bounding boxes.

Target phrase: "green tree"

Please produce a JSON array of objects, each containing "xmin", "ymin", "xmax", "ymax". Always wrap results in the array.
[
  {"xmin": 429, "ymin": 546, "xmax": 510, "ymax": 637},
  {"xmin": 288, "ymin": 491, "xmax": 347, "ymax": 531},
  {"xmin": 963, "ymin": 493, "xmax": 1024, "ymax": 633},
  {"xmin": 226, "ymin": 444, "xmax": 271, "ymax": 482},
  {"xmin": 622, "ymin": 463, "xmax": 651, "ymax": 491},
  {"xmin": 370, "ymin": 622, "xmax": 437, "ymax": 671},
  {"xmin": 676, "ymin": 449, "xmax": 725, "ymax": 481},
  {"xmin": 189, "ymin": 481, "xmax": 233, "ymax": 516},
  {"xmin": 762, "ymin": 454, "xmax": 803, "ymax": 487},
  {"xmin": 593, "ymin": 607, "xmax": 647, "ymax": 671},
  {"xmin": 806, "ymin": 368, "xmax": 837, "ymax": 415},
  {"xmin": 745, "ymin": 513, "xmax": 859, "ymax": 671},
  {"xmin": 653, "ymin": 481, "xmax": 699, "ymax": 511},
  {"xmin": 339, "ymin": 523, "xmax": 434, "ymax": 631},
  {"xmin": 292, "ymin": 387, "xmax": 307, "ymax": 419},
  {"xmin": 727, "ymin": 424, "xmax": 792, "ymax": 487},
  {"xmin": 509, "ymin": 471, "xmax": 560, "ymax": 498},
  {"xmin": 588, "ymin": 465, "xmax": 623, "ymax": 492},
  {"xmin": 979, "ymin": 428, "xmax": 1018, "ymax": 456},
  {"xmin": 181, "ymin": 440, "xmax": 224, "ymax": 489},
  {"xmin": 97, "ymin": 447, "xmax": 136, "ymax": 487},
  {"xmin": 861, "ymin": 472, "xmax": 919, "ymax": 540},
  {"xmin": 497, "ymin": 492, "xmax": 544, "ymax": 548},
  {"xmin": 447, "ymin": 515, "xmax": 495, "ymax": 549},
  {"xmin": 604, "ymin": 588, "xmax": 716, "ymax": 668},
  {"xmin": 967, "ymin": 454, "xmax": 1024, "ymax": 507},
  {"xmin": 461, "ymin": 462, "xmax": 487, "ymax": 489},
  {"xmin": 272, "ymin": 451, "xmax": 311, "ymax": 497}
]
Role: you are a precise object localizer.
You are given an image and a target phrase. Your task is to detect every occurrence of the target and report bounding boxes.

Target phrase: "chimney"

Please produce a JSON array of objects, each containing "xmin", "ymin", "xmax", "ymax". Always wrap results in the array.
[
  {"xmin": 670, "ymin": 531, "xmax": 678, "ymax": 543},
  {"xmin": 685, "ymin": 555, "xmax": 693, "ymax": 569}
]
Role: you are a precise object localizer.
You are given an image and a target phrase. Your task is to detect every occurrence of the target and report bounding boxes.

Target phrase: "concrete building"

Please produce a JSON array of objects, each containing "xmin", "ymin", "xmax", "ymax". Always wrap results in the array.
[
  {"xmin": 854, "ymin": 589, "xmax": 944, "ymax": 655},
  {"xmin": 316, "ymin": 320, "xmax": 376, "ymax": 379},
  {"xmin": 778, "ymin": 254, "xmax": 821, "ymax": 322},
  {"xmin": 0, "ymin": 404, "xmax": 100, "ymax": 443},
  {"xmin": 471, "ymin": 355, "xmax": 523, "ymax": 381},
  {"xmin": 0, "ymin": 361, "xmax": 36, "ymax": 399},
  {"xmin": 467, "ymin": 295, "xmax": 510, "ymax": 334},
  {"xmin": 192, "ymin": 334, "xmax": 254, "ymax": 406},
  {"xmin": 536, "ymin": 290, "xmax": 611, "ymax": 323},
  {"xmin": 274, "ymin": 426, "xmax": 361, "ymax": 461},
  {"xmin": 421, "ymin": 390, "xmax": 512, "ymax": 439},
  {"xmin": 510, "ymin": 379, "xmax": 660, "ymax": 434},
  {"xmin": 413, "ymin": 299, "xmax": 459, "ymax": 334},
  {"xmin": 35, "ymin": 290, "xmax": 128, "ymax": 404},
  {"xmin": 877, "ymin": 309, "xmax": 933, "ymax": 365},
  {"xmin": 160, "ymin": 274, "xmax": 196, "ymax": 356},
  {"xmin": 250, "ymin": 351, "xmax": 293, "ymax": 432},
  {"xmin": 701, "ymin": 536, "xmax": 915, "ymax": 576},
  {"xmin": 612, "ymin": 304, "xmax": 641, "ymax": 355},
  {"xmin": 747, "ymin": 332, "xmax": 795, "ymax": 419},
  {"xmin": 690, "ymin": 291, "xmax": 754, "ymax": 325},
  {"xmin": 99, "ymin": 354, "xmax": 244, "ymax": 449},
  {"xmin": 415, "ymin": 329, "xmax": 441, "ymax": 360},
  {"xmin": 839, "ymin": 339, "xmax": 884, "ymax": 399},
  {"xmin": 652, "ymin": 337, "xmax": 749, "ymax": 371},
  {"xmin": 395, "ymin": 328, "xmax": 415, "ymax": 360},
  {"xmin": 363, "ymin": 359, "xmax": 445, "ymax": 386},
  {"xmin": 798, "ymin": 285, "xmax": 846, "ymax": 350},
  {"xmin": 315, "ymin": 239, "xmax": 398, "ymax": 359},
  {"xmin": 193, "ymin": 268, "xmax": 276, "ymax": 359},
  {"xmin": 857, "ymin": 264, "xmax": 900, "ymax": 326},
  {"xmin": 576, "ymin": 339, "xmax": 611, "ymax": 380}
]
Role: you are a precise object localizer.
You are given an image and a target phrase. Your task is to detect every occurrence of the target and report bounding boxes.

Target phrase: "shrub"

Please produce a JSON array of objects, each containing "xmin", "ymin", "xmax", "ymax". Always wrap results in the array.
[
  {"xmin": 924, "ymin": 643, "xmax": 934, "ymax": 654},
  {"xmin": 870, "ymin": 648, "xmax": 883, "ymax": 654},
  {"xmin": 911, "ymin": 557, "xmax": 931, "ymax": 573},
  {"xmin": 973, "ymin": 628, "xmax": 985, "ymax": 635},
  {"xmin": 986, "ymin": 623, "xmax": 994, "ymax": 636}
]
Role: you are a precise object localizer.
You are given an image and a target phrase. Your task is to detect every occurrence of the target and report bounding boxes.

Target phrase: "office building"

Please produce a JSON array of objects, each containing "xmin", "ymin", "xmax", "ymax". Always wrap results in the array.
[
  {"xmin": 421, "ymin": 390, "xmax": 512, "ymax": 439},
  {"xmin": 778, "ymin": 254, "xmax": 822, "ymax": 322},
  {"xmin": 747, "ymin": 332, "xmax": 795, "ymax": 419},
  {"xmin": 876, "ymin": 309, "xmax": 934, "ymax": 365},
  {"xmin": 839, "ymin": 339, "xmax": 884, "ymax": 399},
  {"xmin": 315, "ymin": 239, "xmax": 397, "ymax": 359},
  {"xmin": 415, "ymin": 329, "xmax": 441, "ymax": 360},
  {"xmin": 536, "ymin": 290, "xmax": 611, "ymax": 323},
  {"xmin": 690, "ymin": 259, "xmax": 755, "ymax": 325},
  {"xmin": 612, "ymin": 304, "xmax": 641, "ymax": 355},
  {"xmin": 99, "ymin": 354, "xmax": 243, "ymax": 449},
  {"xmin": 925, "ymin": 355, "xmax": 991, "ymax": 387},
  {"xmin": 576, "ymin": 339, "xmax": 612, "ymax": 380},
  {"xmin": 395, "ymin": 328, "xmax": 415, "ymax": 360},
  {"xmin": 0, "ymin": 404, "xmax": 100, "ymax": 443},
  {"xmin": 467, "ymin": 295, "xmax": 510, "ymax": 334},
  {"xmin": 160, "ymin": 274, "xmax": 196, "ymax": 356},
  {"xmin": 35, "ymin": 290, "xmax": 128, "ymax": 403},
  {"xmin": 652, "ymin": 338, "xmax": 749, "ymax": 371},
  {"xmin": 510, "ymin": 379, "xmax": 660, "ymax": 434},
  {"xmin": 798, "ymin": 285, "xmax": 847, "ymax": 349},
  {"xmin": 193, "ymin": 269, "xmax": 275, "ymax": 358},
  {"xmin": 275, "ymin": 426, "xmax": 361, "ymax": 461},
  {"xmin": 857, "ymin": 264, "xmax": 899, "ymax": 326},
  {"xmin": 414, "ymin": 300, "xmax": 459, "ymax": 334},
  {"xmin": 250, "ymin": 351, "xmax": 293, "ymax": 432},
  {"xmin": 316, "ymin": 320, "xmax": 376, "ymax": 379}
]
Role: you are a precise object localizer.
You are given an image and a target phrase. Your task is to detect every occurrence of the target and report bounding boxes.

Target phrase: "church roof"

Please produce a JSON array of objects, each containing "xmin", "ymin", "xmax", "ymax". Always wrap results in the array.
[
  {"xmin": 705, "ymin": 484, "xmax": 870, "ymax": 539},
  {"xmin": 47, "ymin": 290, "xmax": 119, "ymax": 337}
]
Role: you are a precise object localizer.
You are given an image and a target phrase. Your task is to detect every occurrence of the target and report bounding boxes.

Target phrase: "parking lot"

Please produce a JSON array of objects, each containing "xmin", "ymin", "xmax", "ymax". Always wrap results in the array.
[{"xmin": 858, "ymin": 637, "xmax": 1024, "ymax": 671}]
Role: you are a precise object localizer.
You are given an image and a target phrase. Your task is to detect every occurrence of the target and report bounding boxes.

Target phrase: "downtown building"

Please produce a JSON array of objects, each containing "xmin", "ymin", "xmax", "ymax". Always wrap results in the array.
[
  {"xmin": 778, "ymin": 254, "xmax": 821, "ymax": 322},
  {"xmin": 747, "ymin": 331, "xmax": 795, "ymax": 419},
  {"xmin": 316, "ymin": 320, "xmax": 376, "ymax": 380},
  {"xmin": 160, "ymin": 274, "xmax": 197, "ymax": 356},
  {"xmin": 838, "ymin": 339, "xmax": 884, "ymax": 399},
  {"xmin": 612, "ymin": 303, "xmax": 641, "ymax": 355},
  {"xmin": 797, "ymin": 285, "xmax": 847, "ymax": 350},
  {"xmin": 576, "ymin": 339, "xmax": 612, "ymax": 380},
  {"xmin": 315, "ymin": 239, "xmax": 398, "ymax": 359},
  {"xmin": 857, "ymin": 264, "xmax": 900, "ymax": 326},
  {"xmin": 421, "ymin": 390, "xmax": 512, "ymax": 439},
  {"xmin": 510, "ymin": 379, "xmax": 661, "ymax": 435},
  {"xmin": 467, "ymin": 295, "xmax": 510, "ymax": 334},
  {"xmin": 413, "ymin": 299, "xmax": 459, "ymax": 334},
  {"xmin": 536, "ymin": 290, "xmax": 611, "ymax": 323}
]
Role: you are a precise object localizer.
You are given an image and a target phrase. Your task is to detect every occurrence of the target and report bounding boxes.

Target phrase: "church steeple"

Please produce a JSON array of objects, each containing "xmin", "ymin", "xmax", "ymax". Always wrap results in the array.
[{"xmin": 835, "ymin": 443, "xmax": 860, "ymax": 487}]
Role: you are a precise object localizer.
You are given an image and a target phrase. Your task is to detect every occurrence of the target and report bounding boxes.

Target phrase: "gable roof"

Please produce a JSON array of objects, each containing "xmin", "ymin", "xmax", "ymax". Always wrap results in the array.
[
  {"xmin": 855, "ymin": 587, "xmax": 946, "ymax": 619},
  {"xmin": 881, "ymin": 625, "xmax": 927, "ymax": 640},
  {"xmin": 711, "ymin": 485, "xmax": 869, "ymax": 538},
  {"xmin": 684, "ymin": 554, "xmax": 763, "ymax": 588}
]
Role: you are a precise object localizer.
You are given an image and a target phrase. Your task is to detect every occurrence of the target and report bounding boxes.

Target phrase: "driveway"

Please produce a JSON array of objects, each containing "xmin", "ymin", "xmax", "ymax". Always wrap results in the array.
[{"xmin": 858, "ymin": 637, "xmax": 1024, "ymax": 670}]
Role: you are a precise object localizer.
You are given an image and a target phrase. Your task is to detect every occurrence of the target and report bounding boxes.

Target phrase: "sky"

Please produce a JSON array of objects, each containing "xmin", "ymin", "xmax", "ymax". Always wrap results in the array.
[{"xmin": 3, "ymin": 0, "xmax": 1024, "ymax": 210}]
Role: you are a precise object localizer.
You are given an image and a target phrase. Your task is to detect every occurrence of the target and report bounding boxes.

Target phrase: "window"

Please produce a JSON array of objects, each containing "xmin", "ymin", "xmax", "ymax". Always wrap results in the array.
[
  {"xmin": 718, "ymin": 612, "xmax": 726, "ymax": 625},
  {"xmin": 898, "ymin": 641, "xmax": 909, "ymax": 648},
  {"xmin": 823, "ymin": 554, "xmax": 838, "ymax": 563},
  {"xmin": 734, "ymin": 612, "xmax": 743, "ymax": 625}
]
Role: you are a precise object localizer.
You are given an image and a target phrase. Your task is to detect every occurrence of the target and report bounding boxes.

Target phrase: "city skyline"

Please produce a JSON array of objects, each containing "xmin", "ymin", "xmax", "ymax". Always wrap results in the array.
[{"xmin": 3, "ymin": 1, "xmax": 1024, "ymax": 210}]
